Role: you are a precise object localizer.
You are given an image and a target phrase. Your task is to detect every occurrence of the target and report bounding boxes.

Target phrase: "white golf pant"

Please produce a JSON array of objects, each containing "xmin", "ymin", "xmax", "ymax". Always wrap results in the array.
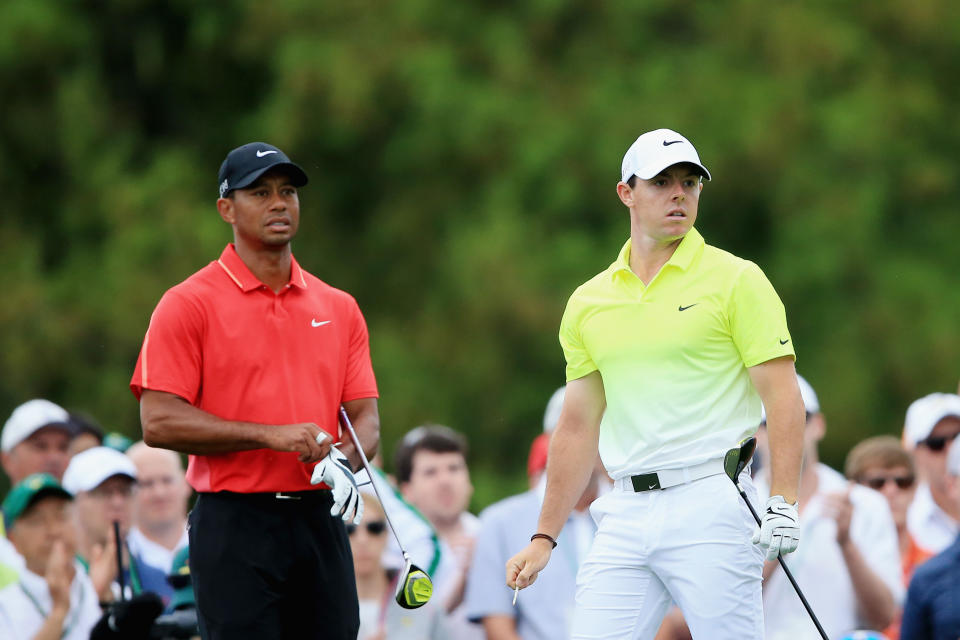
[{"xmin": 570, "ymin": 472, "xmax": 764, "ymax": 640}]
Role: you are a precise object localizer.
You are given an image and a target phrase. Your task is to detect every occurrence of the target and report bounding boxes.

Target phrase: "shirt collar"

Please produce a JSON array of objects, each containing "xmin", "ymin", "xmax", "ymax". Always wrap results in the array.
[
  {"xmin": 216, "ymin": 244, "xmax": 308, "ymax": 292},
  {"xmin": 609, "ymin": 227, "xmax": 705, "ymax": 280}
]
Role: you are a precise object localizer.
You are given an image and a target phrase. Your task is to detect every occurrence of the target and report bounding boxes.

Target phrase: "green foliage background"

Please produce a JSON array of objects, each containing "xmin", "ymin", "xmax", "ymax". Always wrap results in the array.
[{"xmin": 1, "ymin": 0, "xmax": 958, "ymax": 507}]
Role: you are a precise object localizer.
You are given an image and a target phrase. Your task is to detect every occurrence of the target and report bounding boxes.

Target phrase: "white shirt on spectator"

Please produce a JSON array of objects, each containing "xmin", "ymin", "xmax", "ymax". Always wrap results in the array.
[
  {"xmin": 759, "ymin": 463, "xmax": 904, "ymax": 640},
  {"xmin": 0, "ymin": 559, "xmax": 101, "ymax": 640},
  {"xmin": 127, "ymin": 525, "xmax": 188, "ymax": 574},
  {"xmin": 906, "ymin": 482, "xmax": 958, "ymax": 554}
]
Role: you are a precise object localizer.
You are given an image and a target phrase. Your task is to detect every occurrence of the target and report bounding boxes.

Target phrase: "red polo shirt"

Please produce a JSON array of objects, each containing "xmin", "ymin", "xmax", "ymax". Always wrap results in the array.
[{"xmin": 130, "ymin": 244, "xmax": 378, "ymax": 493}]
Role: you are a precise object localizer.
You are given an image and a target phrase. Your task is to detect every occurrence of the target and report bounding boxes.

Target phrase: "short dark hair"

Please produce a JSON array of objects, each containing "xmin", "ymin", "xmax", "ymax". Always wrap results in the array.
[
  {"xmin": 627, "ymin": 175, "xmax": 638, "ymax": 188},
  {"xmin": 393, "ymin": 424, "xmax": 468, "ymax": 485}
]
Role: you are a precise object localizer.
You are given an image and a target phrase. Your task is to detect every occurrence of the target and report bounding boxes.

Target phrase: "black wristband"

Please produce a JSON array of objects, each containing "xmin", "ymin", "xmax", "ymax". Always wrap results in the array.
[{"xmin": 530, "ymin": 533, "xmax": 557, "ymax": 548}]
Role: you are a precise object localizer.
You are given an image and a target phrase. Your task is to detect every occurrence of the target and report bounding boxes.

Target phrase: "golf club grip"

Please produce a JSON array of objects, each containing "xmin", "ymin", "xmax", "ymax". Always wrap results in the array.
[{"xmin": 737, "ymin": 488, "xmax": 828, "ymax": 640}]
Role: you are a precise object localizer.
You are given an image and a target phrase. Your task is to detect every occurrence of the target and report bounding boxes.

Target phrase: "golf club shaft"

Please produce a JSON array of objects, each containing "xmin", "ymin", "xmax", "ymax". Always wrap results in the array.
[
  {"xmin": 737, "ymin": 485, "xmax": 828, "ymax": 640},
  {"xmin": 338, "ymin": 407, "xmax": 409, "ymax": 559},
  {"xmin": 113, "ymin": 520, "xmax": 125, "ymax": 601}
]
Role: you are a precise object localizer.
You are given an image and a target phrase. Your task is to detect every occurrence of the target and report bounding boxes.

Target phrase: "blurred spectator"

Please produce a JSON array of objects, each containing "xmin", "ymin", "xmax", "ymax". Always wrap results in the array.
[
  {"xmin": 395, "ymin": 424, "xmax": 482, "ymax": 640},
  {"xmin": 126, "ymin": 442, "xmax": 191, "ymax": 574},
  {"xmin": 356, "ymin": 464, "xmax": 447, "ymax": 587},
  {"xmin": 2, "ymin": 399, "xmax": 74, "ymax": 485},
  {"xmin": 102, "ymin": 432, "xmax": 134, "ymax": 453},
  {"xmin": 66, "ymin": 412, "xmax": 105, "ymax": 458},
  {"xmin": 899, "ymin": 439, "xmax": 960, "ymax": 639},
  {"xmin": 147, "ymin": 546, "xmax": 200, "ymax": 639},
  {"xmin": 465, "ymin": 452, "xmax": 602, "ymax": 638},
  {"xmin": 0, "ymin": 473, "xmax": 102, "ymax": 639},
  {"xmin": 902, "ymin": 393, "xmax": 960, "ymax": 554},
  {"xmin": 63, "ymin": 446, "xmax": 171, "ymax": 604},
  {"xmin": 846, "ymin": 436, "xmax": 934, "ymax": 639},
  {"xmin": 527, "ymin": 387, "xmax": 565, "ymax": 487},
  {"xmin": 350, "ymin": 492, "xmax": 449, "ymax": 639},
  {"xmin": 758, "ymin": 375, "xmax": 902, "ymax": 639}
]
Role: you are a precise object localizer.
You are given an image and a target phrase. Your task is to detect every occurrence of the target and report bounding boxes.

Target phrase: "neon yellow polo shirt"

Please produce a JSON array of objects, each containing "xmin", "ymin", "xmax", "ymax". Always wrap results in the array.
[{"xmin": 559, "ymin": 228, "xmax": 795, "ymax": 478}]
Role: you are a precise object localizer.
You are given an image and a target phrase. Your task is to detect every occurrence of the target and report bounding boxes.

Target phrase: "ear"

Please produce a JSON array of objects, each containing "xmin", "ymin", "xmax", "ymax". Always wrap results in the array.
[
  {"xmin": 616, "ymin": 181, "xmax": 634, "ymax": 207},
  {"xmin": 808, "ymin": 413, "xmax": 827, "ymax": 442},
  {"xmin": 216, "ymin": 197, "xmax": 236, "ymax": 224}
]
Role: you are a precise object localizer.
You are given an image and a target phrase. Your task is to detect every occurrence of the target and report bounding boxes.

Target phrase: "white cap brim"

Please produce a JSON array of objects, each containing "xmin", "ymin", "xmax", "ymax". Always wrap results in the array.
[{"xmin": 62, "ymin": 446, "xmax": 137, "ymax": 494}]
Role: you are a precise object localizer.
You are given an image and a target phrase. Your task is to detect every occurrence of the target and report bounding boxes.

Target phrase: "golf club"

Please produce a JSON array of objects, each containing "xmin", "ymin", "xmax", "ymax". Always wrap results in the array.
[
  {"xmin": 723, "ymin": 437, "xmax": 828, "ymax": 640},
  {"xmin": 113, "ymin": 520, "xmax": 125, "ymax": 602},
  {"xmin": 338, "ymin": 407, "xmax": 433, "ymax": 610}
]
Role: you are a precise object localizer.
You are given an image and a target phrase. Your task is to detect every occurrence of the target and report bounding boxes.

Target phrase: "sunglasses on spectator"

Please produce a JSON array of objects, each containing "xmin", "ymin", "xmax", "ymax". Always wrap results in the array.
[
  {"xmin": 346, "ymin": 521, "xmax": 387, "ymax": 536},
  {"xmin": 919, "ymin": 432, "xmax": 960, "ymax": 452},
  {"xmin": 859, "ymin": 474, "xmax": 915, "ymax": 490}
]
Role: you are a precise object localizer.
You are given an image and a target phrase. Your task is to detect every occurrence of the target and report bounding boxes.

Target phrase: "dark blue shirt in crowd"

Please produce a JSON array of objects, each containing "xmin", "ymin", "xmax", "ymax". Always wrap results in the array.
[{"xmin": 900, "ymin": 535, "xmax": 960, "ymax": 640}]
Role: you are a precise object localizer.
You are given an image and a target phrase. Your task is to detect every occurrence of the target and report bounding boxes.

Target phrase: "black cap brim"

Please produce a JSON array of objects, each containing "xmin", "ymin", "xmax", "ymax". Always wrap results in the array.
[{"xmin": 230, "ymin": 162, "xmax": 309, "ymax": 193}]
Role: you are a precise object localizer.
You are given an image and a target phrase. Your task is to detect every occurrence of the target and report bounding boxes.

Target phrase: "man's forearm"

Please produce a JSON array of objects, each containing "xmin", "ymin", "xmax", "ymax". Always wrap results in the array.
[
  {"xmin": 765, "ymin": 410, "xmax": 804, "ymax": 503},
  {"xmin": 840, "ymin": 541, "xmax": 896, "ymax": 629},
  {"xmin": 483, "ymin": 615, "xmax": 522, "ymax": 640},
  {"xmin": 141, "ymin": 390, "xmax": 273, "ymax": 454},
  {"xmin": 337, "ymin": 397, "xmax": 380, "ymax": 471},
  {"xmin": 32, "ymin": 608, "xmax": 67, "ymax": 640},
  {"xmin": 537, "ymin": 420, "xmax": 600, "ymax": 538}
]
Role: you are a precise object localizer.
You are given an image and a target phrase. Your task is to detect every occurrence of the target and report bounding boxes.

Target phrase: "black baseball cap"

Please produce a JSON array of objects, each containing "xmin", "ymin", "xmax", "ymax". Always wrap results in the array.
[{"xmin": 217, "ymin": 142, "xmax": 309, "ymax": 198}]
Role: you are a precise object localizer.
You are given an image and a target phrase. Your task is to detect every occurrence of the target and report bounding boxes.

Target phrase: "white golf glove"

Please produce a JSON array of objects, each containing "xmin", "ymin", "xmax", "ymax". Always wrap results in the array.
[
  {"xmin": 752, "ymin": 495, "xmax": 800, "ymax": 561},
  {"xmin": 311, "ymin": 446, "xmax": 364, "ymax": 525}
]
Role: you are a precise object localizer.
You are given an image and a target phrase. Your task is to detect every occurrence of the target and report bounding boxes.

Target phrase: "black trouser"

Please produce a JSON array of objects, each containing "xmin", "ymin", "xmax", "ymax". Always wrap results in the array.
[{"xmin": 188, "ymin": 490, "xmax": 359, "ymax": 640}]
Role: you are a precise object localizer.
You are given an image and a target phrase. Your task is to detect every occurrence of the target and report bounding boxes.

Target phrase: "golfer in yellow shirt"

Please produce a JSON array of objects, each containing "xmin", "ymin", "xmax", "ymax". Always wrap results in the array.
[{"xmin": 507, "ymin": 129, "xmax": 806, "ymax": 639}]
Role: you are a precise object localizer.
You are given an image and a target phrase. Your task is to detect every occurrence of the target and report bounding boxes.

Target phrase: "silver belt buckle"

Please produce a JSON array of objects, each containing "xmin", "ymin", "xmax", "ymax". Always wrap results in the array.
[{"xmin": 275, "ymin": 492, "xmax": 301, "ymax": 500}]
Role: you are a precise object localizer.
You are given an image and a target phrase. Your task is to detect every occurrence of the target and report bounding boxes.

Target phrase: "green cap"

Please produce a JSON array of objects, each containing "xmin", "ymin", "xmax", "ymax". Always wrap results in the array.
[
  {"xmin": 167, "ymin": 546, "xmax": 195, "ymax": 611},
  {"xmin": 102, "ymin": 432, "xmax": 134, "ymax": 453},
  {"xmin": 2, "ymin": 473, "xmax": 72, "ymax": 529}
]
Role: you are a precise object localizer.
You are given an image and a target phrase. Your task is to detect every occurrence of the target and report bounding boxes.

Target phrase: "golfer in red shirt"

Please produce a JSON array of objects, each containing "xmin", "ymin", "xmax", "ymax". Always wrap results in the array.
[{"xmin": 131, "ymin": 142, "xmax": 380, "ymax": 640}]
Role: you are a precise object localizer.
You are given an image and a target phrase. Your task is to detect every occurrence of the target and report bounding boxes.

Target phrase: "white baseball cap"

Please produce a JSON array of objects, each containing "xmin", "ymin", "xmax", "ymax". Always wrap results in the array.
[
  {"xmin": 761, "ymin": 374, "xmax": 820, "ymax": 423},
  {"xmin": 621, "ymin": 129, "xmax": 712, "ymax": 184},
  {"xmin": 903, "ymin": 393, "xmax": 960, "ymax": 450},
  {"xmin": 62, "ymin": 446, "xmax": 137, "ymax": 494},
  {"xmin": 2, "ymin": 399, "xmax": 72, "ymax": 453},
  {"xmin": 543, "ymin": 387, "xmax": 566, "ymax": 433}
]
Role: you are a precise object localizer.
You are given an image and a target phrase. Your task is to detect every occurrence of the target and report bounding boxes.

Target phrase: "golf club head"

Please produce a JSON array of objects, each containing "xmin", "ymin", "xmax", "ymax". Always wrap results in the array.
[
  {"xmin": 723, "ymin": 437, "xmax": 758, "ymax": 483},
  {"xmin": 395, "ymin": 558, "xmax": 433, "ymax": 609}
]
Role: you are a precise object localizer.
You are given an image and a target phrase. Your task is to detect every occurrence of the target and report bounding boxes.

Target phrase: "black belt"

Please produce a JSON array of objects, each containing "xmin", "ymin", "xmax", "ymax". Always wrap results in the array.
[{"xmin": 201, "ymin": 489, "xmax": 332, "ymax": 503}]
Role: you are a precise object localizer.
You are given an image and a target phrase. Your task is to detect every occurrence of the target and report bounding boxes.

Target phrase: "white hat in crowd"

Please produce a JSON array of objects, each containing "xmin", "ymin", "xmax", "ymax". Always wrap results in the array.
[
  {"xmin": 621, "ymin": 129, "xmax": 712, "ymax": 184},
  {"xmin": 62, "ymin": 446, "xmax": 137, "ymax": 494},
  {"xmin": 543, "ymin": 387, "xmax": 565, "ymax": 433},
  {"xmin": 2, "ymin": 399, "xmax": 72, "ymax": 453},
  {"xmin": 903, "ymin": 393, "xmax": 960, "ymax": 450},
  {"xmin": 761, "ymin": 374, "xmax": 819, "ymax": 423}
]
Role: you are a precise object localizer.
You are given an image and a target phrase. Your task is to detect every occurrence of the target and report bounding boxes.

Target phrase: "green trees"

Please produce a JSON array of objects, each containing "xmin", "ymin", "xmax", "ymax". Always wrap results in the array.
[{"xmin": 2, "ymin": 1, "xmax": 957, "ymax": 505}]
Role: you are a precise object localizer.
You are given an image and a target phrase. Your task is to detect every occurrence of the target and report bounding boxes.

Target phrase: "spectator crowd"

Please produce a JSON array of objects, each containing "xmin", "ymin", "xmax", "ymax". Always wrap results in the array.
[{"xmin": 1, "ymin": 381, "xmax": 959, "ymax": 639}]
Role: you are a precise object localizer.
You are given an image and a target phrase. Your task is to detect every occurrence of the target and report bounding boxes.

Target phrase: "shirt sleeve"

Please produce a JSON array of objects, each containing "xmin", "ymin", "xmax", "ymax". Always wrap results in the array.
[
  {"xmin": 727, "ymin": 261, "xmax": 796, "ymax": 367},
  {"xmin": 341, "ymin": 299, "xmax": 378, "ymax": 403},
  {"xmin": 899, "ymin": 571, "xmax": 932, "ymax": 640},
  {"xmin": 463, "ymin": 509, "xmax": 515, "ymax": 623},
  {"xmin": 129, "ymin": 289, "xmax": 204, "ymax": 403},
  {"xmin": 559, "ymin": 289, "xmax": 598, "ymax": 382}
]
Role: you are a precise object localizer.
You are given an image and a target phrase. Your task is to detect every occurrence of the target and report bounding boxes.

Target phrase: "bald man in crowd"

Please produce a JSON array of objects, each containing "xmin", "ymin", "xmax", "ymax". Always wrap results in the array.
[{"xmin": 126, "ymin": 442, "xmax": 191, "ymax": 574}]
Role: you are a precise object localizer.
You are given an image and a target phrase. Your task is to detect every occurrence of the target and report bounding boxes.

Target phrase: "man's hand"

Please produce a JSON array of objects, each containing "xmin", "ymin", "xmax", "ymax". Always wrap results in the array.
[
  {"xmin": 823, "ymin": 488, "xmax": 853, "ymax": 546},
  {"xmin": 311, "ymin": 446, "xmax": 363, "ymax": 524},
  {"xmin": 505, "ymin": 538, "xmax": 554, "ymax": 591},
  {"xmin": 89, "ymin": 527, "xmax": 119, "ymax": 601},
  {"xmin": 264, "ymin": 424, "xmax": 331, "ymax": 463},
  {"xmin": 46, "ymin": 541, "xmax": 73, "ymax": 616},
  {"xmin": 753, "ymin": 495, "xmax": 800, "ymax": 561}
]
